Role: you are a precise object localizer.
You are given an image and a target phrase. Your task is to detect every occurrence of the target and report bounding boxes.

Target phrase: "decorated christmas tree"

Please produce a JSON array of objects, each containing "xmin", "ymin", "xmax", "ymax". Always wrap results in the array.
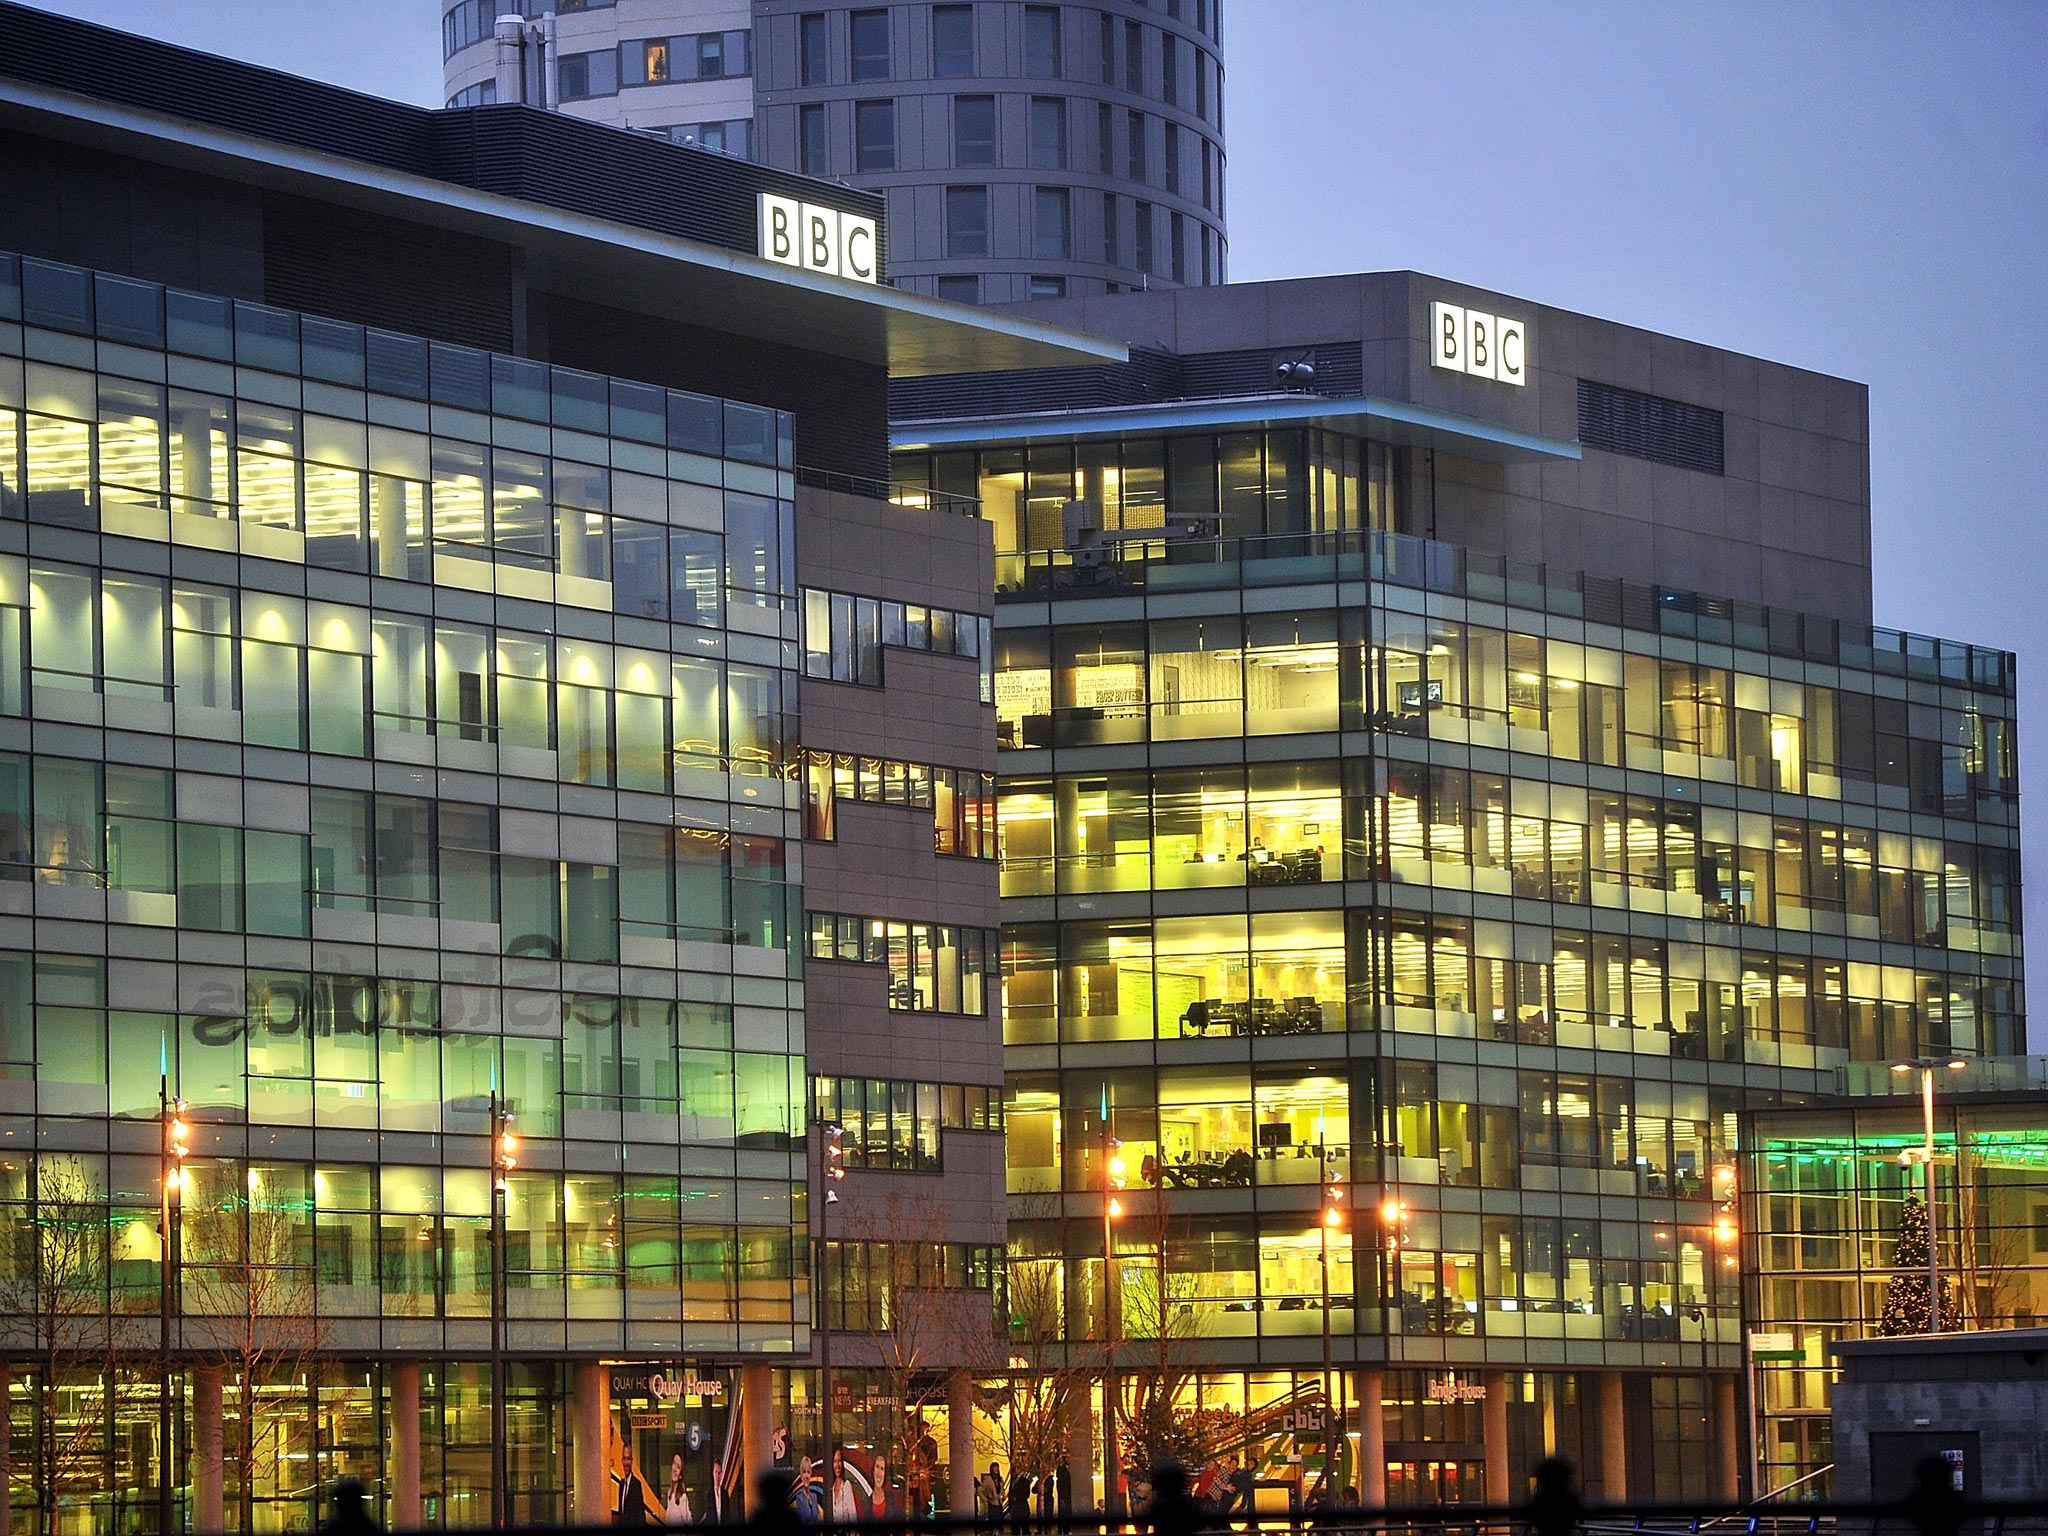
[{"xmin": 1875, "ymin": 1193, "xmax": 1952, "ymax": 1336}]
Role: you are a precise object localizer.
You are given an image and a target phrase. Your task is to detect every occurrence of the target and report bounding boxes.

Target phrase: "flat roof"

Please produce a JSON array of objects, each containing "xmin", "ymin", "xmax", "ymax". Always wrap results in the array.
[
  {"xmin": 0, "ymin": 2, "xmax": 1123, "ymax": 378},
  {"xmin": 892, "ymin": 392, "xmax": 1582, "ymax": 463}
]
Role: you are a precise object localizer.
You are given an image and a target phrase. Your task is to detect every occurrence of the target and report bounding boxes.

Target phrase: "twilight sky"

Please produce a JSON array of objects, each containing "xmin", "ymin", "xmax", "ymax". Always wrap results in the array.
[{"xmin": 34, "ymin": 0, "xmax": 2048, "ymax": 1038}]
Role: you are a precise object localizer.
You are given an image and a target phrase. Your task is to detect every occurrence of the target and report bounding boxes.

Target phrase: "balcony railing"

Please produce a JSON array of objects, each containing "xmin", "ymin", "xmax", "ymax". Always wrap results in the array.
[{"xmin": 798, "ymin": 466, "xmax": 980, "ymax": 518}]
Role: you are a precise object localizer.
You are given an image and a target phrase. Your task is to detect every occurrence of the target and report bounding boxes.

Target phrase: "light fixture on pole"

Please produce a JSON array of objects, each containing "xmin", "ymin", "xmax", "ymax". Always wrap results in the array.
[
  {"xmin": 1101, "ymin": 1126, "xmax": 1125, "ymax": 1517},
  {"xmin": 1318, "ymin": 1141, "xmax": 1343, "ymax": 1499},
  {"xmin": 490, "ymin": 1094, "xmax": 517, "ymax": 1526},
  {"xmin": 1889, "ymin": 1056, "xmax": 1967, "ymax": 1332},
  {"xmin": 160, "ymin": 1082, "xmax": 188, "ymax": 1536},
  {"xmin": 820, "ymin": 1121, "xmax": 846, "ymax": 1488}
]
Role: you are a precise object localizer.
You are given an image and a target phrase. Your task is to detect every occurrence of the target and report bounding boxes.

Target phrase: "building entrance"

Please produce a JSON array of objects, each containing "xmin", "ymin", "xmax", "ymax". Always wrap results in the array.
[{"xmin": 1384, "ymin": 1458, "xmax": 1485, "ymax": 1505}]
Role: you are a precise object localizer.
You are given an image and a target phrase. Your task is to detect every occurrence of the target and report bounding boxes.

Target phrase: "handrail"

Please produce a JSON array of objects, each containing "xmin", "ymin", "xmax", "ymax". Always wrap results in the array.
[{"xmin": 796, "ymin": 465, "xmax": 980, "ymax": 517}]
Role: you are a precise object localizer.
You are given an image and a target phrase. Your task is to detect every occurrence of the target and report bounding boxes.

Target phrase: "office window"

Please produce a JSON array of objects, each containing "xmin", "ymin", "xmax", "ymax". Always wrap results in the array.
[
  {"xmin": 1034, "ymin": 187, "xmax": 1071, "ymax": 260},
  {"xmin": 1029, "ymin": 276, "xmax": 1067, "ymax": 299},
  {"xmin": 670, "ymin": 120, "xmax": 753, "ymax": 159},
  {"xmin": 799, "ymin": 103, "xmax": 828, "ymax": 174},
  {"xmin": 946, "ymin": 185, "xmax": 989, "ymax": 257},
  {"xmin": 558, "ymin": 50, "xmax": 618, "ymax": 100},
  {"xmin": 695, "ymin": 32, "xmax": 725, "ymax": 78},
  {"xmin": 1101, "ymin": 192, "xmax": 1118, "ymax": 264},
  {"xmin": 932, "ymin": 5, "xmax": 974, "ymax": 77},
  {"xmin": 936, "ymin": 275, "xmax": 979, "ymax": 303},
  {"xmin": 800, "ymin": 12, "xmax": 828, "ymax": 85},
  {"xmin": 851, "ymin": 9, "xmax": 889, "ymax": 81},
  {"xmin": 1125, "ymin": 20, "xmax": 1143, "ymax": 90},
  {"xmin": 1170, "ymin": 210, "xmax": 1187, "ymax": 282},
  {"xmin": 954, "ymin": 96, "xmax": 996, "ymax": 166},
  {"xmin": 626, "ymin": 38, "xmax": 670, "ymax": 83},
  {"xmin": 1201, "ymin": 139, "xmax": 1213, "ymax": 210},
  {"xmin": 1160, "ymin": 30, "xmax": 1178, "ymax": 105},
  {"xmin": 1029, "ymin": 98, "xmax": 1067, "ymax": 169},
  {"xmin": 1196, "ymin": 48, "xmax": 1209, "ymax": 119},
  {"xmin": 1202, "ymin": 226, "xmax": 1213, "ymax": 285},
  {"xmin": 855, "ymin": 100, "xmax": 895, "ymax": 171},
  {"xmin": 1023, "ymin": 6, "xmax": 1061, "ymax": 78},
  {"xmin": 1134, "ymin": 198, "xmax": 1154, "ymax": 274},
  {"xmin": 1097, "ymin": 101, "xmax": 1114, "ymax": 175},
  {"xmin": 1164, "ymin": 122, "xmax": 1181, "ymax": 194},
  {"xmin": 1099, "ymin": 11, "xmax": 1116, "ymax": 83},
  {"xmin": 1128, "ymin": 109, "xmax": 1146, "ymax": 181}
]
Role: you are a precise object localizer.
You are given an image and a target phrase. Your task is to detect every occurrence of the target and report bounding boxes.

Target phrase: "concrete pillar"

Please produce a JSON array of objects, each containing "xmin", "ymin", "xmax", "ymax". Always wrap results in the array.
[
  {"xmin": 371, "ymin": 476, "xmax": 408, "ymax": 578},
  {"xmin": 173, "ymin": 405, "xmax": 214, "ymax": 504},
  {"xmin": 1482, "ymin": 1373, "xmax": 1510, "ymax": 1505},
  {"xmin": 1065, "ymin": 1387, "xmax": 1097, "ymax": 1514},
  {"xmin": 1597, "ymin": 1372, "xmax": 1628, "ymax": 1504},
  {"xmin": 741, "ymin": 1362, "xmax": 774, "ymax": 1518},
  {"xmin": 947, "ymin": 1370, "xmax": 976, "ymax": 1518},
  {"xmin": 573, "ymin": 1360, "xmax": 609, "ymax": 1526},
  {"xmin": 1712, "ymin": 1375, "xmax": 1740, "ymax": 1503},
  {"xmin": 193, "ymin": 1364, "xmax": 224, "ymax": 1534},
  {"xmin": 389, "ymin": 1361, "xmax": 421, "ymax": 1530},
  {"xmin": 1355, "ymin": 1367, "xmax": 1385, "ymax": 1507}
]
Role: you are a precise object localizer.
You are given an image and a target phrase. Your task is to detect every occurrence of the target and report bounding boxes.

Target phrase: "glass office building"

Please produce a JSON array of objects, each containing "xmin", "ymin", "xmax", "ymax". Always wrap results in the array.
[
  {"xmin": 896, "ymin": 390, "xmax": 2023, "ymax": 1503},
  {"xmin": 0, "ymin": 5, "xmax": 1131, "ymax": 1527},
  {"xmin": 1747, "ymin": 1062, "xmax": 2048, "ymax": 1496},
  {"xmin": 0, "ymin": 248, "xmax": 815, "ymax": 1525}
]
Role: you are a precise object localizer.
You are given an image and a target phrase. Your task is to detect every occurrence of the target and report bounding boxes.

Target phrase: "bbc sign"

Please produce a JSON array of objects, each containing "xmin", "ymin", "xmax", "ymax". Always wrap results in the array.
[
  {"xmin": 758, "ymin": 192, "xmax": 879, "ymax": 284},
  {"xmin": 1431, "ymin": 301, "xmax": 1529, "ymax": 386}
]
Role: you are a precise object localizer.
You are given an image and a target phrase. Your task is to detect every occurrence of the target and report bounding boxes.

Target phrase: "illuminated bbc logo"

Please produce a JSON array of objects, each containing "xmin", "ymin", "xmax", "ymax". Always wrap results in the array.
[
  {"xmin": 1430, "ymin": 300, "xmax": 1529, "ymax": 386},
  {"xmin": 758, "ymin": 192, "xmax": 879, "ymax": 284}
]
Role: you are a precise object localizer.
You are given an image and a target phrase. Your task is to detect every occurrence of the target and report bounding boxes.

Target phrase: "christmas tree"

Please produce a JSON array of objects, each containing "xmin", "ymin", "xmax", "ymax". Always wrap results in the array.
[{"xmin": 1875, "ymin": 1194, "xmax": 1951, "ymax": 1336}]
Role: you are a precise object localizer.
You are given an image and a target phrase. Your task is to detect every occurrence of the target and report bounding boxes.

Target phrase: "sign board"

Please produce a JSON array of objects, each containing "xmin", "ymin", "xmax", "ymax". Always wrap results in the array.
[
  {"xmin": 1431, "ymin": 300, "xmax": 1529, "ymax": 386},
  {"xmin": 610, "ymin": 1366, "xmax": 724, "ymax": 1402},
  {"xmin": 1748, "ymin": 1331, "xmax": 1800, "ymax": 1360},
  {"xmin": 1426, "ymin": 1378, "xmax": 1487, "ymax": 1403},
  {"xmin": 759, "ymin": 193, "xmax": 880, "ymax": 283}
]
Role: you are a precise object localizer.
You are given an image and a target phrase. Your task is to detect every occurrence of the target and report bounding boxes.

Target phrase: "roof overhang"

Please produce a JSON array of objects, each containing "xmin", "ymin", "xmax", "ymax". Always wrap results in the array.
[
  {"xmin": 893, "ymin": 392, "xmax": 1581, "ymax": 461},
  {"xmin": 0, "ymin": 78, "xmax": 1125, "ymax": 378}
]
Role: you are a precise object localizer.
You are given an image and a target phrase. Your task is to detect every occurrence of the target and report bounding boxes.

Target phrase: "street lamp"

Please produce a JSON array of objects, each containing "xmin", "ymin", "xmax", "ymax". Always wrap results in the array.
[
  {"xmin": 159, "ymin": 1082, "xmax": 188, "ymax": 1536},
  {"xmin": 1889, "ymin": 1057, "xmax": 1967, "ymax": 1332},
  {"xmin": 1101, "ymin": 1127, "xmax": 1125, "ymax": 1517},
  {"xmin": 1319, "ymin": 1142, "xmax": 1344, "ymax": 1501},
  {"xmin": 820, "ymin": 1122, "xmax": 846, "ymax": 1498},
  {"xmin": 490, "ymin": 1094, "xmax": 517, "ymax": 1527}
]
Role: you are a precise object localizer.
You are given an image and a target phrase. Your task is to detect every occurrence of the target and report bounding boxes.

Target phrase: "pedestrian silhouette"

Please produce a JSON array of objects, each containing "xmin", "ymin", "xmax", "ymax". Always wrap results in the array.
[
  {"xmin": 1143, "ymin": 1460, "xmax": 1201, "ymax": 1536},
  {"xmin": 1900, "ymin": 1454, "xmax": 1965, "ymax": 1536},
  {"xmin": 320, "ymin": 1479, "xmax": 382, "ymax": 1536},
  {"xmin": 1527, "ymin": 1458, "xmax": 1581, "ymax": 1536},
  {"xmin": 748, "ymin": 1469, "xmax": 804, "ymax": 1536}
]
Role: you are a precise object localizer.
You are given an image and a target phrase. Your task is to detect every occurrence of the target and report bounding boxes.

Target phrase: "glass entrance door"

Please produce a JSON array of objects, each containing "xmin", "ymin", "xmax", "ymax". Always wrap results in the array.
[{"xmin": 1384, "ymin": 1458, "xmax": 1485, "ymax": 1505}]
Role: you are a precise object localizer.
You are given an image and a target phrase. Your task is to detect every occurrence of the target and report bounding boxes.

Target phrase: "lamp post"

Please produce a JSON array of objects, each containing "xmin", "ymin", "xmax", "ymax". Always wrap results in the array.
[
  {"xmin": 819, "ymin": 1122, "xmax": 846, "ymax": 1500},
  {"xmin": 1318, "ymin": 1141, "xmax": 1343, "ymax": 1495},
  {"xmin": 489, "ymin": 1094, "xmax": 517, "ymax": 1527},
  {"xmin": 1100, "ymin": 1125, "xmax": 1125, "ymax": 1517},
  {"xmin": 159, "ymin": 1082, "xmax": 188, "ymax": 1536},
  {"xmin": 1889, "ymin": 1056, "xmax": 1967, "ymax": 1332}
]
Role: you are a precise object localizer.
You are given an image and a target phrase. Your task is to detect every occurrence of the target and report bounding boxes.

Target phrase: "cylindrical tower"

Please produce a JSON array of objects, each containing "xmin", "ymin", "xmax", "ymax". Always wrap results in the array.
[{"xmin": 440, "ymin": 0, "xmax": 1228, "ymax": 302}]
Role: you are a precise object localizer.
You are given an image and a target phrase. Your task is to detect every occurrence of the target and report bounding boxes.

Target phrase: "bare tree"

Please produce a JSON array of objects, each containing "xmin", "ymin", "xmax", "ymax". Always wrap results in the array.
[
  {"xmin": 1110, "ymin": 1194, "xmax": 1213, "ymax": 1475},
  {"xmin": 984, "ymin": 1252, "xmax": 1089, "ymax": 1493},
  {"xmin": 0, "ymin": 1155, "xmax": 143, "ymax": 1536},
  {"xmin": 834, "ymin": 1191, "xmax": 1004, "ymax": 1515},
  {"xmin": 178, "ymin": 1164, "xmax": 330, "ymax": 1533},
  {"xmin": 1956, "ymin": 1165, "xmax": 2028, "ymax": 1329}
]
